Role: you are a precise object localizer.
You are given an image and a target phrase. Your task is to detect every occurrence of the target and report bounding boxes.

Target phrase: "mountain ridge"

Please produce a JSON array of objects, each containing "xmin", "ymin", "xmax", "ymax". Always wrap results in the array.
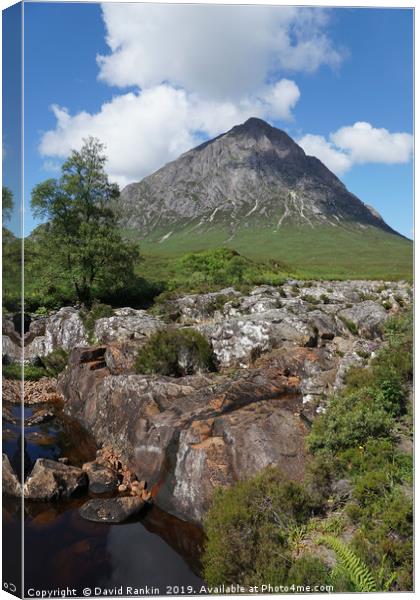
[{"xmin": 118, "ymin": 117, "xmax": 399, "ymax": 245}]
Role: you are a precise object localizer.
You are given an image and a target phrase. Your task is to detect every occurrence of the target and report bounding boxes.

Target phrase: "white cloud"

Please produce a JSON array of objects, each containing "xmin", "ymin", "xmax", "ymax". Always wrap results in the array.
[
  {"xmin": 298, "ymin": 123, "xmax": 413, "ymax": 175},
  {"xmin": 40, "ymin": 81, "xmax": 300, "ymax": 187},
  {"xmin": 39, "ymin": 4, "xmax": 344, "ymax": 185},
  {"xmin": 298, "ymin": 134, "xmax": 352, "ymax": 175},
  {"xmin": 330, "ymin": 121, "xmax": 413, "ymax": 164},
  {"xmin": 97, "ymin": 4, "xmax": 342, "ymax": 100}
]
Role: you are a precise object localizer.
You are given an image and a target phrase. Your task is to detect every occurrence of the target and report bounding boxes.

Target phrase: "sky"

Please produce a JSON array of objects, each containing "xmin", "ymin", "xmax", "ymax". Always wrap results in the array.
[{"xmin": 4, "ymin": 2, "xmax": 414, "ymax": 237}]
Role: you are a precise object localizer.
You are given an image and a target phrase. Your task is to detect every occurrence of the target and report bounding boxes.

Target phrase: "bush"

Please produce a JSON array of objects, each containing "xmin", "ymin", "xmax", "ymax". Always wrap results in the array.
[
  {"xmin": 80, "ymin": 302, "xmax": 114, "ymax": 342},
  {"xmin": 3, "ymin": 349, "xmax": 69, "ymax": 381},
  {"xmin": 203, "ymin": 467, "xmax": 317, "ymax": 587},
  {"xmin": 135, "ymin": 328, "xmax": 217, "ymax": 377},
  {"xmin": 39, "ymin": 348, "xmax": 69, "ymax": 377},
  {"xmin": 287, "ymin": 555, "xmax": 330, "ymax": 587},
  {"xmin": 3, "ymin": 363, "xmax": 48, "ymax": 381}
]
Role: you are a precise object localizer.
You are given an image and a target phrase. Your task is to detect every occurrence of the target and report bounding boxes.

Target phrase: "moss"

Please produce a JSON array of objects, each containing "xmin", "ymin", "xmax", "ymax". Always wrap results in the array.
[{"xmin": 135, "ymin": 328, "xmax": 217, "ymax": 377}]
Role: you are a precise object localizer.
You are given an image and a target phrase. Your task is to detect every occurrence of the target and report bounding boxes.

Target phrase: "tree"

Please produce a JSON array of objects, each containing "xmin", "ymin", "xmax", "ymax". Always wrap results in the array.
[
  {"xmin": 31, "ymin": 137, "xmax": 139, "ymax": 308},
  {"xmin": 2, "ymin": 186, "xmax": 14, "ymax": 222}
]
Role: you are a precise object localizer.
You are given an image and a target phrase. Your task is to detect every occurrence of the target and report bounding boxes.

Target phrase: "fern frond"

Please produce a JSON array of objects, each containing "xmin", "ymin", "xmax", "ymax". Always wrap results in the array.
[{"xmin": 318, "ymin": 535, "xmax": 376, "ymax": 592}]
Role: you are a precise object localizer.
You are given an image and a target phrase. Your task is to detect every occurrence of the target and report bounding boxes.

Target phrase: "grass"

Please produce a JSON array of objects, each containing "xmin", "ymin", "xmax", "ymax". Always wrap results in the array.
[{"xmin": 134, "ymin": 224, "xmax": 412, "ymax": 281}]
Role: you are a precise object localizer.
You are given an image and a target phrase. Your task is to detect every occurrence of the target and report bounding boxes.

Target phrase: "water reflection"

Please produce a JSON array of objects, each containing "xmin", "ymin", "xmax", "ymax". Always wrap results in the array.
[{"xmin": 3, "ymin": 402, "xmax": 205, "ymax": 595}]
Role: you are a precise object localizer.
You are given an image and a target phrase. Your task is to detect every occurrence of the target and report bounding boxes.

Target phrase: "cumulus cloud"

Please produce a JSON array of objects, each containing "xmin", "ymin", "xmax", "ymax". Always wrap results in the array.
[
  {"xmin": 39, "ymin": 4, "xmax": 346, "ymax": 185},
  {"xmin": 40, "ymin": 81, "xmax": 300, "ymax": 187},
  {"xmin": 298, "ymin": 133, "xmax": 352, "ymax": 175},
  {"xmin": 298, "ymin": 123, "xmax": 413, "ymax": 175},
  {"xmin": 330, "ymin": 121, "xmax": 413, "ymax": 164},
  {"xmin": 97, "ymin": 4, "xmax": 341, "ymax": 99}
]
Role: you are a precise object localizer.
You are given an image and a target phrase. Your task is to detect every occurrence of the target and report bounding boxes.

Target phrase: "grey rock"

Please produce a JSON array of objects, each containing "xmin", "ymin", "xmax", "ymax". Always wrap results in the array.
[
  {"xmin": 79, "ymin": 496, "xmax": 146, "ymax": 523},
  {"xmin": 338, "ymin": 300, "xmax": 388, "ymax": 338},
  {"xmin": 94, "ymin": 308, "xmax": 164, "ymax": 344},
  {"xmin": 82, "ymin": 460, "xmax": 119, "ymax": 494},
  {"xmin": 23, "ymin": 458, "xmax": 88, "ymax": 501},
  {"xmin": 2, "ymin": 454, "xmax": 22, "ymax": 497}
]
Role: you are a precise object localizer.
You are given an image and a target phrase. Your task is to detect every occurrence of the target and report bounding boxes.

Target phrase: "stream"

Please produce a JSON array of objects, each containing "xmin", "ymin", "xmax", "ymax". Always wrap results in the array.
[{"xmin": 3, "ymin": 401, "xmax": 205, "ymax": 596}]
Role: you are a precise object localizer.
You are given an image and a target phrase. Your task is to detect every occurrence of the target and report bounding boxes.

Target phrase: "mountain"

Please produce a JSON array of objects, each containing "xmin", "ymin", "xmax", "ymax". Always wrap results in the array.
[{"xmin": 118, "ymin": 118, "xmax": 411, "ymax": 278}]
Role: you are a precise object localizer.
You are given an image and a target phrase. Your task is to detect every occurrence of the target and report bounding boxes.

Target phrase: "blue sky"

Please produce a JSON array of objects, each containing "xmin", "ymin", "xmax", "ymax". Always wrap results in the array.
[{"xmin": 6, "ymin": 3, "xmax": 414, "ymax": 237}]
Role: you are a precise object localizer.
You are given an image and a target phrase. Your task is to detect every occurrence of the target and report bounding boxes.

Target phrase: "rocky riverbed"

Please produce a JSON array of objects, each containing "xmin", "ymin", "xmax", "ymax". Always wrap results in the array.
[{"xmin": 2, "ymin": 279, "xmax": 412, "ymax": 524}]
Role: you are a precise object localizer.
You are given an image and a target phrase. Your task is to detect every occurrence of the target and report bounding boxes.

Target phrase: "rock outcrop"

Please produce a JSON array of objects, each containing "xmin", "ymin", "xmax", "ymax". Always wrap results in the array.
[{"xmin": 23, "ymin": 458, "xmax": 88, "ymax": 501}]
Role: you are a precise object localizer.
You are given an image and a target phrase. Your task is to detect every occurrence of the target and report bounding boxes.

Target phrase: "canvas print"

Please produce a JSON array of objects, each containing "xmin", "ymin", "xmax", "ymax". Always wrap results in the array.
[{"xmin": 2, "ymin": 1, "xmax": 414, "ymax": 597}]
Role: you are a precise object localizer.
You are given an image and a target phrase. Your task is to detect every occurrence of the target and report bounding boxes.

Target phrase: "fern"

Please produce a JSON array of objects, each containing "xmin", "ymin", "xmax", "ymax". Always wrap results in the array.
[{"xmin": 318, "ymin": 535, "xmax": 376, "ymax": 592}]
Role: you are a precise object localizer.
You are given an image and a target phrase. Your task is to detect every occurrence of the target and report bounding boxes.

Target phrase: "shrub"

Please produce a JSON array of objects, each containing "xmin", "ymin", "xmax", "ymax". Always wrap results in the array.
[
  {"xmin": 287, "ymin": 555, "xmax": 330, "ymax": 587},
  {"xmin": 3, "ymin": 363, "xmax": 48, "ymax": 381},
  {"xmin": 3, "ymin": 349, "xmax": 69, "ymax": 381},
  {"xmin": 39, "ymin": 348, "xmax": 69, "ymax": 377},
  {"xmin": 80, "ymin": 302, "xmax": 114, "ymax": 342},
  {"xmin": 203, "ymin": 467, "xmax": 316, "ymax": 587},
  {"xmin": 135, "ymin": 328, "xmax": 217, "ymax": 377}
]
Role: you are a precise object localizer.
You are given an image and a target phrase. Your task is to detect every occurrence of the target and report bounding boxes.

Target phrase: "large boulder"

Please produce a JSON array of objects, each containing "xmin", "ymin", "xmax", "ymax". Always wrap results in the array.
[
  {"xmin": 94, "ymin": 308, "xmax": 164, "ymax": 344},
  {"xmin": 2, "ymin": 454, "xmax": 22, "ymax": 497},
  {"xmin": 22, "ymin": 307, "xmax": 88, "ymax": 361},
  {"xmin": 338, "ymin": 301, "xmax": 388, "ymax": 339},
  {"xmin": 198, "ymin": 309, "xmax": 317, "ymax": 368},
  {"xmin": 61, "ymin": 347, "xmax": 306, "ymax": 523},
  {"xmin": 23, "ymin": 458, "xmax": 88, "ymax": 501}
]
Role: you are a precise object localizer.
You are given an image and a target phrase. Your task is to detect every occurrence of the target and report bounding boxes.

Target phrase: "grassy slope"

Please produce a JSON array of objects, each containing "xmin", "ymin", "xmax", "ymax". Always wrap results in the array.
[{"xmin": 133, "ymin": 224, "xmax": 413, "ymax": 281}]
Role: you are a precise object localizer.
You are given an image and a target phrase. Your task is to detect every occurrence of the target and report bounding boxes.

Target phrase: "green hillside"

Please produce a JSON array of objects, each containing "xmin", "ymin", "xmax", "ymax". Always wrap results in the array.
[{"xmin": 130, "ymin": 224, "xmax": 413, "ymax": 281}]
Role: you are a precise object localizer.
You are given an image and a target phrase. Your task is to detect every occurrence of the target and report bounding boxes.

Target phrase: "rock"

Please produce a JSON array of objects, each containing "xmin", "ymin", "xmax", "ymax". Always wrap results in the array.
[
  {"xmin": 167, "ymin": 289, "xmax": 240, "ymax": 324},
  {"xmin": 2, "ymin": 454, "xmax": 22, "ymax": 497},
  {"xmin": 24, "ymin": 458, "xmax": 88, "ymax": 501},
  {"xmin": 79, "ymin": 496, "xmax": 146, "ymax": 523},
  {"xmin": 198, "ymin": 310, "xmax": 317, "ymax": 367},
  {"xmin": 24, "ymin": 307, "xmax": 88, "ymax": 360},
  {"xmin": 338, "ymin": 301, "xmax": 388, "ymax": 339},
  {"xmin": 25, "ymin": 408, "xmax": 55, "ymax": 426},
  {"xmin": 82, "ymin": 461, "xmax": 119, "ymax": 494},
  {"xmin": 2, "ymin": 334, "xmax": 20, "ymax": 363},
  {"xmin": 118, "ymin": 484, "xmax": 127, "ymax": 493},
  {"xmin": 94, "ymin": 308, "xmax": 164, "ymax": 344},
  {"xmin": 3, "ymin": 404, "xmax": 17, "ymax": 425},
  {"xmin": 58, "ymin": 457, "xmax": 69, "ymax": 465},
  {"xmin": 331, "ymin": 479, "xmax": 353, "ymax": 504},
  {"xmin": 23, "ymin": 379, "xmax": 63, "ymax": 405}
]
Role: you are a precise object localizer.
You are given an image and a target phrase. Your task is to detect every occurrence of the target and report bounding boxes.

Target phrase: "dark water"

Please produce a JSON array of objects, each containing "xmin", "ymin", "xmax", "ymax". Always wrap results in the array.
[{"xmin": 2, "ymin": 402, "xmax": 205, "ymax": 596}]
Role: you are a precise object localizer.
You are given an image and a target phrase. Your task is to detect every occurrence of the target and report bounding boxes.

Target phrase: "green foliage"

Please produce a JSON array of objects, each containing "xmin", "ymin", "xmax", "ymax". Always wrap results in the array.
[
  {"xmin": 3, "ymin": 349, "xmax": 69, "ymax": 381},
  {"xmin": 2, "ymin": 186, "xmax": 14, "ymax": 222},
  {"xmin": 80, "ymin": 302, "xmax": 114, "ymax": 343},
  {"xmin": 203, "ymin": 467, "xmax": 317, "ymax": 587},
  {"xmin": 138, "ymin": 223, "xmax": 412, "ymax": 281},
  {"xmin": 30, "ymin": 138, "xmax": 139, "ymax": 308},
  {"xmin": 39, "ymin": 348, "xmax": 69, "ymax": 377},
  {"xmin": 202, "ymin": 310, "xmax": 413, "ymax": 591},
  {"xmin": 318, "ymin": 536, "xmax": 376, "ymax": 592},
  {"xmin": 135, "ymin": 328, "xmax": 217, "ymax": 377},
  {"xmin": 286, "ymin": 555, "xmax": 329, "ymax": 587},
  {"xmin": 340, "ymin": 316, "xmax": 358, "ymax": 335},
  {"xmin": 3, "ymin": 363, "xmax": 47, "ymax": 381},
  {"xmin": 165, "ymin": 248, "xmax": 288, "ymax": 292}
]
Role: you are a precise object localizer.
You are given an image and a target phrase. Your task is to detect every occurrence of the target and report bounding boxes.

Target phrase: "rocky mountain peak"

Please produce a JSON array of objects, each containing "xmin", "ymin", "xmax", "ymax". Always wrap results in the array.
[{"xmin": 118, "ymin": 118, "xmax": 398, "ymax": 241}]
